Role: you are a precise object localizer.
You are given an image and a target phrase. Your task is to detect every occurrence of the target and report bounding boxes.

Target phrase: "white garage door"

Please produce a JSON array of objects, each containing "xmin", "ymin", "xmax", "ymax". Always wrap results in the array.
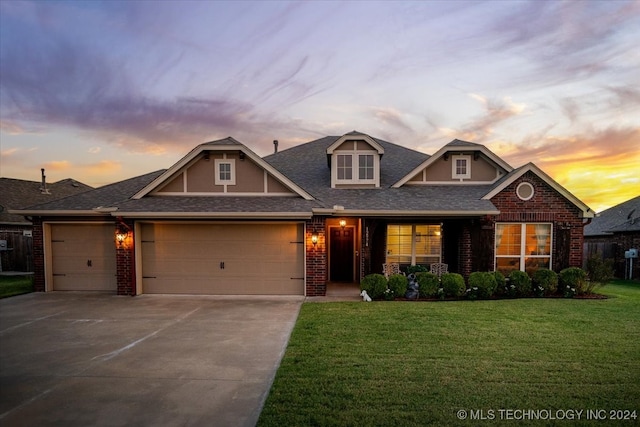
[
  {"xmin": 141, "ymin": 223, "xmax": 305, "ymax": 295},
  {"xmin": 50, "ymin": 224, "xmax": 117, "ymax": 291}
]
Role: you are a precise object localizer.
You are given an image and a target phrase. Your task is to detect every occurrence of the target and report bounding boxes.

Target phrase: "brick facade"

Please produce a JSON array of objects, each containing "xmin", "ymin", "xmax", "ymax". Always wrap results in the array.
[
  {"xmin": 490, "ymin": 171, "xmax": 586, "ymax": 272},
  {"xmin": 305, "ymin": 217, "xmax": 327, "ymax": 296},
  {"xmin": 115, "ymin": 218, "xmax": 136, "ymax": 296}
]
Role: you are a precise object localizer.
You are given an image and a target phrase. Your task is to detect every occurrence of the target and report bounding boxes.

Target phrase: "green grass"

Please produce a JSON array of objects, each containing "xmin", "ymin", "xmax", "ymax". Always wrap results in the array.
[
  {"xmin": 258, "ymin": 280, "xmax": 640, "ymax": 426},
  {"xmin": 0, "ymin": 274, "xmax": 34, "ymax": 298}
]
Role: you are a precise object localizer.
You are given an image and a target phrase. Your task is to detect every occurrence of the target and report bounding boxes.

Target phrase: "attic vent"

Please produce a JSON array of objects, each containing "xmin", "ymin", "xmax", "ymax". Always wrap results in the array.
[
  {"xmin": 273, "ymin": 140, "xmax": 279, "ymax": 154},
  {"xmin": 516, "ymin": 182, "xmax": 534, "ymax": 201}
]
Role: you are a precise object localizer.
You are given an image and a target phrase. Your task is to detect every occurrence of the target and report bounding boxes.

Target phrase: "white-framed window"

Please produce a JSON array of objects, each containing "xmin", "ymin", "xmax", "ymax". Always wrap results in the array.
[
  {"xmin": 386, "ymin": 224, "xmax": 441, "ymax": 266},
  {"xmin": 452, "ymin": 155, "xmax": 471, "ymax": 179},
  {"xmin": 215, "ymin": 159, "xmax": 236, "ymax": 185},
  {"xmin": 358, "ymin": 154, "xmax": 374, "ymax": 180},
  {"xmin": 516, "ymin": 182, "xmax": 535, "ymax": 201},
  {"xmin": 337, "ymin": 154, "xmax": 353, "ymax": 180},
  {"xmin": 495, "ymin": 223, "xmax": 552, "ymax": 275}
]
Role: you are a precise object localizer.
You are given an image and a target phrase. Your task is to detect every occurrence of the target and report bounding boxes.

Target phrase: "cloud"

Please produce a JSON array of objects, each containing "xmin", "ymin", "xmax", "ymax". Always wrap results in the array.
[
  {"xmin": 42, "ymin": 160, "xmax": 71, "ymax": 171},
  {"xmin": 88, "ymin": 147, "xmax": 101, "ymax": 154},
  {"xmin": 84, "ymin": 160, "xmax": 121, "ymax": 175},
  {"xmin": 456, "ymin": 95, "xmax": 527, "ymax": 142},
  {"xmin": 372, "ymin": 107, "xmax": 413, "ymax": 133}
]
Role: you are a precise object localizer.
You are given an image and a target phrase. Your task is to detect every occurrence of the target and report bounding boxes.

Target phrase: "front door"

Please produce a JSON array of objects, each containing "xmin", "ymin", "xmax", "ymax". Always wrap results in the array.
[{"xmin": 330, "ymin": 227, "xmax": 354, "ymax": 282}]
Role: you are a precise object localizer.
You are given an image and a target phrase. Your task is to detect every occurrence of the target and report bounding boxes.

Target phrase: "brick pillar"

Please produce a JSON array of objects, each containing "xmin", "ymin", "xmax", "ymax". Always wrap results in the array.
[
  {"xmin": 115, "ymin": 219, "xmax": 136, "ymax": 296},
  {"xmin": 460, "ymin": 223, "xmax": 472, "ymax": 280},
  {"xmin": 305, "ymin": 218, "xmax": 327, "ymax": 296},
  {"xmin": 32, "ymin": 218, "xmax": 45, "ymax": 292}
]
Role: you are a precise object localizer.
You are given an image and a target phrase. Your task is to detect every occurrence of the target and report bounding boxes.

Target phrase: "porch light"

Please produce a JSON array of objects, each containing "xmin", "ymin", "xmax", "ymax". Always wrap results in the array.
[
  {"xmin": 311, "ymin": 232, "xmax": 319, "ymax": 246},
  {"xmin": 116, "ymin": 230, "xmax": 127, "ymax": 245},
  {"xmin": 339, "ymin": 219, "xmax": 346, "ymax": 228}
]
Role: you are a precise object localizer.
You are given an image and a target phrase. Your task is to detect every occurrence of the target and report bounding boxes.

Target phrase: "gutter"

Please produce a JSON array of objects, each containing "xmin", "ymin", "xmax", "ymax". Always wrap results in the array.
[
  {"xmin": 111, "ymin": 211, "xmax": 314, "ymax": 219},
  {"xmin": 311, "ymin": 208, "xmax": 501, "ymax": 217}
]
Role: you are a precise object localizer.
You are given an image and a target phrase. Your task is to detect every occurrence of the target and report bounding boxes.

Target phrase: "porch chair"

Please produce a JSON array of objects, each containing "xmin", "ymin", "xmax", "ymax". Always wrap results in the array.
[
  {"xmin": 382, "ymin": 263, "xmax": 401, "ymax": 279},
  {"xmin": 430, "ymin": 263, "xmax": 448, "ymax": 278}
]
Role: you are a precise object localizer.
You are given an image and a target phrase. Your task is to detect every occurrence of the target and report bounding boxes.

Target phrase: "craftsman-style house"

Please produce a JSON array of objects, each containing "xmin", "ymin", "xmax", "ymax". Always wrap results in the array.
[{"xmin": 11, "ymin": 131, "xmax": 593, "ymax": 296}]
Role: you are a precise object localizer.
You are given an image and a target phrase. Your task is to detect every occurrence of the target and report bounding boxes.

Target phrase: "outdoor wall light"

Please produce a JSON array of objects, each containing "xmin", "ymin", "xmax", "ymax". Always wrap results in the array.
[
  {"xmin": 339, "ymin": 219, "xmax": 347, "ymax": 228},
  {"xmin": 311, "ymin": 232, "xmax": 319, "ymax": 246},
  {"xmin": 116, "ymin": 230, "xmax": 127, "ymax": 245}
]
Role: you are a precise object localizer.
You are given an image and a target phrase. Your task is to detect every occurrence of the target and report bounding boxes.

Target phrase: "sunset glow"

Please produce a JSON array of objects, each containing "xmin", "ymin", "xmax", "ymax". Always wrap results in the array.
[{"xmin": 1, "ymin": 1, "xmax": 638, "ymax": 211}]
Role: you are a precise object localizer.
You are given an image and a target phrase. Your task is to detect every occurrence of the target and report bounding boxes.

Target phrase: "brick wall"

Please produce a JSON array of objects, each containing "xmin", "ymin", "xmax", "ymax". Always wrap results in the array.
[
  {"xmin": 32, "ymin": 218, "xmax": 45, "ymax": 292},
  {"xmin": 305, "ymin": 217, "xmax": 327, "ymax": 296},
  {"xmin": 490, "ymin": 171, "xmax": 587, "ymax": 272},
  {"xmin": 115, "ymin": 218, "xmax": 136, "ymax": 295}
]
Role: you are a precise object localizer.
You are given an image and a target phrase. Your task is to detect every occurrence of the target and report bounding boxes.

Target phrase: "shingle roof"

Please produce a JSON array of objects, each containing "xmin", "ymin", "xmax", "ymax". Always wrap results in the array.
[
  {"xmin": 264, "ymin": 136, "xmax": 498, "ymax": 214},
  {"xmin": 13, "ymin": 171, "xmax": 164, "ymax": 213},
  {"xmin": 584, "ymin": 195, "xmax": 640, "ymax": 236},
  {"xmin": 0, "ymin": 177, "xmax": 93, "ymax": 224}
]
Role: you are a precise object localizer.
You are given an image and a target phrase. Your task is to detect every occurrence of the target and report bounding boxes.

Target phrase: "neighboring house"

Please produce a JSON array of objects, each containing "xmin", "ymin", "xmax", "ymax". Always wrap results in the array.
[
  {"xmin": 0, "ymin": 172, "xmax": 92, "ymax": 272},
  {"xmin": 584, "ymin": 195, "xmax": 640, "ymax": 279},
  {"xmin": 11, "ymin": 132, "xmax": 593, "ymax": 296}
]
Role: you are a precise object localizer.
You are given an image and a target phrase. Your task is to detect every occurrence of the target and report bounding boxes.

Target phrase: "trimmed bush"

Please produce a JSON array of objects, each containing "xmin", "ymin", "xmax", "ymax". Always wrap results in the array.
[
  {"xmin": 585, "ymin": 255, "xmax": 614, "ymax": 294},
  {"xmin": 532, "ymin": 268, "xmax": 558, "ymax": 296},
  {"xmin": 387, "ymin": 274, "xmax": 408, "ymax": 299},
  {"xmin": 508, "ymin": 270, "xmax": 532, "ymax": 297},
  {"xmin": 360, "ymin": 274, "xmax": 387, "ymax": 300},
  {"xmin": 559, "ymin": 267, "xmax": 588, "ymax": 296},
  {"xmin": 416, "ymin": 272, "xmax": 439, "ymax": 298},
  {"xmin": 493, "ymin": 271, "xmax": 507, "ymax": 296},
  {"xmin": 441, "ymin": 273, "xmax": 465, "ymax": 298},
  {"xmin": 468, "ymin": 272, "xmax": 497, "ymax": 299}
]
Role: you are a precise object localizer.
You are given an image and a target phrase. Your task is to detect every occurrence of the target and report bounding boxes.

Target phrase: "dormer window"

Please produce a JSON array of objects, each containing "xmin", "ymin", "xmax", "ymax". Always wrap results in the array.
[
  {"xmin": 327, "ymin": 133, "xmax": 384, "ymax": 188},
  {"xmin": 452, "ymin": 155, "xmax": 471, "ymax": 180}
]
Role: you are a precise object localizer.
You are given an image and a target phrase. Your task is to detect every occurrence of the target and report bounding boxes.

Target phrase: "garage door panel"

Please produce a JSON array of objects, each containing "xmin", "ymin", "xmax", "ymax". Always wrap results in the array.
[
  {"xmin": 50, "ymin": 224, "xmax": 117, "ymax": 292},
  {"xmin": 141, "ymin": 223, "xmax": 304, "ymax": 295}
]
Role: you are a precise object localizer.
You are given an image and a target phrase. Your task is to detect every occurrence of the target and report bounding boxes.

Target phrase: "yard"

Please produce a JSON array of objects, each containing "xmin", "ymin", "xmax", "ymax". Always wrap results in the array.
[
  {"xmin": 258, "ymin": 280, "xmax": 640, "ymax": 426},
  {"xmin": 0, "ymin": 274, "xmax": 33, "ymax": 298}
]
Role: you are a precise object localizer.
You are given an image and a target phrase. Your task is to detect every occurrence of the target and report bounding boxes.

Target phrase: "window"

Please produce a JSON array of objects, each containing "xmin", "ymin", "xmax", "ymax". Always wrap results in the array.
[
  {"xmin": 452, "ymin": 155, "xmax": 471, "ymax": 179},
  {"xmin": 495, "ymin": 223, "xmax": 552, "ymax": 275},
  {"xmin": 214, "ymin": 159, "xmax": 236, "ymax": 185},
  {"xmin": 359, "ymin": 154, "xmax": 374, "ymax": 180},
  {"xmin": 337, "ymin": 154, "xmax": 352, "ymax": 180},
  {"xmin": 387, "ymin": 224, "xmax": 441, "ymax": 266},
  {"xmin": 516, "ymin": 182, "xmax": 535, "ymax": 201}
]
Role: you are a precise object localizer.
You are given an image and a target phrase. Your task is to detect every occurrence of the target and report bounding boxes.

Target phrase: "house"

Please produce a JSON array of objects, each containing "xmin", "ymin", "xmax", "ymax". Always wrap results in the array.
[
  {"xmin": 0, "ymin": 172, "xmax": 92, "ymax": 272},
  {"xmin": 10, "ymin": 132, "xmax": 593, "ymax": 296},
  {"xmin": 584, "ymin": 195, "xmax": 640, "ymax": 279}
]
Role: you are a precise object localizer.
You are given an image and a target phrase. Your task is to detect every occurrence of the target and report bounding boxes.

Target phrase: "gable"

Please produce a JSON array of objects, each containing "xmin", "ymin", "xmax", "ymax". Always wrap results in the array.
[
  {"xmin": 133, "ymin": 138, "xmax": 314, "ymax": 200},
  {"xmin": 393, "ymin": 140, "xmax": 512, "ymax": 188},
  {"xmin": 326, "ymin": 132, "xmax": 384, "ymax": 189}
]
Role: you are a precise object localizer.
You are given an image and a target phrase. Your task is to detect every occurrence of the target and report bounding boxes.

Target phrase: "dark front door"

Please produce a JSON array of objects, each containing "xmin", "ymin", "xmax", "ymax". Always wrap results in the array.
[{"xmin": 330, "ymin": 227, "xmax": 354, "ymax": 282}]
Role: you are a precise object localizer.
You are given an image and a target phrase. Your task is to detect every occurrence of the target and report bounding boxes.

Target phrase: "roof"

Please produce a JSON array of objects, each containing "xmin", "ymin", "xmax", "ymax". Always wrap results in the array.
[
  {"xmin": 10, "ymin": 171, "xmax": 164, "ymax": 216},
  {"xmin": 584, "ymin": 195, "xmax": 640, "ymax": 236},
  {"xmin": 9, "ymin": 133, "xmax": 592, "ymax": 220},
  {"xmin": 0, "ymin": 177, "xmax": 93, "ymax": 224},
  {"xmin": 264, "ymin": 136, "xmax": 499, "ymax": 216}
]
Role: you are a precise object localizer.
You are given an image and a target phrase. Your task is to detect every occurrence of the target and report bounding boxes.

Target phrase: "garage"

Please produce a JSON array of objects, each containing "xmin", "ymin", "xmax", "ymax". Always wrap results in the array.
[
  {"xmin": 49, "ymin": 223, "xmax": 117, "ymax": 291},
  {"xmin": 140, "ymin": 223, "xmax": 305, "ymax": 295}
]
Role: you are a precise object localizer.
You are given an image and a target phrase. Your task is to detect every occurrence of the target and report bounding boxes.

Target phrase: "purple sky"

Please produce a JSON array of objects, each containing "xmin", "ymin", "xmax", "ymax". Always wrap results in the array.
[{"xmin": 1, "ymin": 0, "xmax": 639, "ymax": 212}]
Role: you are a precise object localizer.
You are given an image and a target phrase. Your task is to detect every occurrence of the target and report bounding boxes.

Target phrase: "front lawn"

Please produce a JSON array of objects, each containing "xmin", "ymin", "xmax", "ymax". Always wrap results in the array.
[
  {"xmin": 0, "ymin": 274, "xmax": 34, "ymax": 298},
  {"xmin": 258, "ymin": 280, "xmax": 640, "ymax": 426}
]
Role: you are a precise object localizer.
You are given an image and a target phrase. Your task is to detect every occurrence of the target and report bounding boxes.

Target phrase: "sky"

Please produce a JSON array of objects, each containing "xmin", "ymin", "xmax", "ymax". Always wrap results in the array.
[{"xmin": 1, "ymin": 0, "xmax": 639, "ymax": 213}]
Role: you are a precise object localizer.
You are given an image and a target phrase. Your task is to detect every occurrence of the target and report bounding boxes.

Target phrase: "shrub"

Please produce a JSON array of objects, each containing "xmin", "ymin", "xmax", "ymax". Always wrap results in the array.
[
  {"xmin": 508, "ymin": 270, "xmax": 532, "ymax": 297},
  {"xmin": 416, "ymin": 272, "xmax": 439, "ymax": 298},
  {"xmin": 585, "ymin": 254, "xmax": 614, "ymax": 294},
  {"xmin": 467, "ymin": 272, "xmax": 497, "ymax": 299},
  {"xmin": 493, "ymin": 271, "xmax": 507, "ymax": 296},
  {"xmin": 441, "ymin": 273, "xmax": 465, "ymax": 298},
  {"xmin": 360, "ymin": 274, "xmax": 387, "ymax": 300},
  {"xmin": 532, "ymin": 268, "xmax": 558, "ymax": 296},
  {"xmin": 387, "ymin": 274, "xmax": 408, "ymax": 299},
  {"xmin": 406, "ymin": 265, "xmax": 429, "ymax": 274},
  {"xmin": 559, "ymin": 267, "xmax": 588, "ymax": 296}
]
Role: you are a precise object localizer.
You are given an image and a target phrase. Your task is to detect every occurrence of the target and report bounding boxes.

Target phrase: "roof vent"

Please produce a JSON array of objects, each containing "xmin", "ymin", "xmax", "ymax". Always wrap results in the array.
[
  {"xmin": 40, "ymin": 168, "xmax": 50, "ymax": 194},
  {"xmin": 273, "ymin": 140, "xmax": 279, "ymax": 154}
]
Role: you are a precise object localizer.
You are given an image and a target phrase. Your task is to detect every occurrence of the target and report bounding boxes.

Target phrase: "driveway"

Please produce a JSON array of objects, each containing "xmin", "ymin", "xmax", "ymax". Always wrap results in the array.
[{"xmin": 0, "ymin": 292, "xmax": 303, "ymax": 426}]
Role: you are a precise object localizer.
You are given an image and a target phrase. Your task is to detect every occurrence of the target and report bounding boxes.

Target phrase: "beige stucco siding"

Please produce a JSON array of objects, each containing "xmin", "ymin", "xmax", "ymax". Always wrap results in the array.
[{"xmin": 410, "ymin": 155, "xmax": 500, "ymax": 182}]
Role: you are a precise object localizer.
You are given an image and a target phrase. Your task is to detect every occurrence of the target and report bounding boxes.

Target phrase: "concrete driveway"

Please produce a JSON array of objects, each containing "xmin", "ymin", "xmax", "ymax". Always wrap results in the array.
[{"xmin": 0, "ymin": 292, "xmax": 303, "ymax": 426}]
